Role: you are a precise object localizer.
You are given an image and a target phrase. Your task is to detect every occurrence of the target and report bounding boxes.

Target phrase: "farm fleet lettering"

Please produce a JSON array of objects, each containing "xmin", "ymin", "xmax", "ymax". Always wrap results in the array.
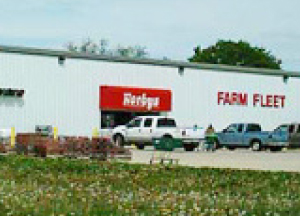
[
  {"xmin": 123, "ymin": 92, "xmax": 160, "ymax": 110},
  {"xmin": 218, "ymin": 91, "xmax": 286, "ymax": 108}
]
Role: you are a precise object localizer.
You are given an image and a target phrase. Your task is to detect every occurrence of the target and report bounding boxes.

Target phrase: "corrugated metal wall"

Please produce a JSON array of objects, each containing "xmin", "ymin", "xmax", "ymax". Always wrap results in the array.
[{"xmin": 0, "ymin": 52, "xmax": 299, "ymax": 136}]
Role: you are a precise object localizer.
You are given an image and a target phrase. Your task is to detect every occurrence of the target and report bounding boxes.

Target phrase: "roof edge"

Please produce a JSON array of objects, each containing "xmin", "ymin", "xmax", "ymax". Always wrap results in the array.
[{"xmin": 0, "ymin": 44, "xmax": 299, "ymax": 78}]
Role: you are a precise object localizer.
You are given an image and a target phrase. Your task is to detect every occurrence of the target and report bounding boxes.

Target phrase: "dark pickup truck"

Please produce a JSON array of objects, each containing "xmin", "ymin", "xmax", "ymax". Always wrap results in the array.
[
  {"xmin": 216, "ymin": 123, "xmax": 288, "ymax": 151},
  {"xmin": 280, "ymin": 123, "xmax": 300, "ymax": 148}
]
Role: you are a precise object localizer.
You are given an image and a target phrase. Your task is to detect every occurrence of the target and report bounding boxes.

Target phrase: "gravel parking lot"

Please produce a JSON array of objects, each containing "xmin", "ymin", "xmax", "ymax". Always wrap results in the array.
[{"xmin": 129, "ymin": 147, "xmax": 300, "ymax": 172}]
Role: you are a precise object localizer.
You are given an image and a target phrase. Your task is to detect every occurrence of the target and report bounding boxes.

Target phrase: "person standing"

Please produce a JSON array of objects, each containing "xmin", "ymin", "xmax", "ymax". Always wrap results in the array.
[{"xmin": 205, "ymin": 124, "xmax": 216, "ymax": 151}]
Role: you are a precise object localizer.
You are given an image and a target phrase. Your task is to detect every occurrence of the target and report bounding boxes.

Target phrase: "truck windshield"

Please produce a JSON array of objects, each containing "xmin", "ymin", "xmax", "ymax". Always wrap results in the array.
[
  {"xmin": 157, "ymin": 118, "xmax": 176, "ymax": 128},
  {"xmin": 274, "ymin": 125, "xmax": 288, "ymax": 133},
  {"xmin": 126, "ymin": 118, "xmax": 142, "ymax": 128},
  {"xmin": 226, "ymin": 124, "xmax": 238, "ymax": 132}
]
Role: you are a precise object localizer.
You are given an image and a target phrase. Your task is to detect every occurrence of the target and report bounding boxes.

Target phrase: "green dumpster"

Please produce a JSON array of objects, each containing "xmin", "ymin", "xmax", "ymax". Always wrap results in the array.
[{"xmin": 152, "ymin": 137, "xmax": 182, "ymax": 151}]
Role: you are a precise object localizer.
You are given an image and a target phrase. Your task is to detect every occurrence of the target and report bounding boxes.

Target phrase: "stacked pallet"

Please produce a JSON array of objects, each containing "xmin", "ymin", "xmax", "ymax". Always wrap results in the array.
[
  {"xmin": 15, "ymin": 133, "xmax": 131, "ymax": 160},
  {"xmin": 0, "ymin": 142, "xmax": 7, "ymax": 153},
  {"xmin": 16, "ymin": 133, "xmax": 65, "ymax": 157}
]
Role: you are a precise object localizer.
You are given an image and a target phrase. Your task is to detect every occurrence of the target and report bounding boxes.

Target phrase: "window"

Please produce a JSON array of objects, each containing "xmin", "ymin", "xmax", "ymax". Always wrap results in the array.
[
  {"xmin": 144, "ymin": 118, "xmax": 153, "ymax": 128},
  {"xmin": 157, "ymin": 118, "xmax": 176, "ymax": 128},
  {"xmin": 274, "ymin": 125, "xmax": 288, "ymax": 133},
  {"xmin": 289, "ymin": 124, "xmax": 295, "ymax": 133},
  {"xmin": 0, "ymin": 88, "xmax": 25, "ymax": 97},
  {"xmin": 226, "ymin": 124, "xmax": 238, "ymax": 132},
  {"xmin": 247, "ymin": 124, "xmax": 261, "ymax": 132},
  {"xmin": 237, "ymin": 124, "xmax": 244, "ymax": 133},
  {"xmin": 101, "ymin": 114, "xmax": 115, "ymax": 129},
  {"xmin": 127, "ymin": 118, "xmax": 142, "ymax": 128}
]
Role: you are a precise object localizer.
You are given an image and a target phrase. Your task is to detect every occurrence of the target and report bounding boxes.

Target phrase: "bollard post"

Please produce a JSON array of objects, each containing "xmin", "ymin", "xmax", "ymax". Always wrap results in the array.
[
  {"xmin": 92, "ymin": 127, "xmax": 99, "ymax": 138},
  {"xmin": 11, "ymin": 127, "xmax": 16, "ymax": 149},
  {"xmin": 53, "ymin": 127, "xmax": 58, "ymax": 141}
]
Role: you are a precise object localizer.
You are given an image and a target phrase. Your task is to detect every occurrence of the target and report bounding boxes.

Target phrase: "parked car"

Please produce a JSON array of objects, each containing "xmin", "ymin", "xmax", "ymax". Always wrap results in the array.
[
  {"xmin": 111, "ymin": 116, "xmax": 205, "ymax": 151},
  {"xmin": 287, "ymin": 123, "xmax": 300, "ymax": 148},
  {"xmin": 273, "ymin": 123, "xmax": 300, "ymax": 148},
  {"xmin": 216, "ymin": 123, "xmax": 288, "ymax": 151}
]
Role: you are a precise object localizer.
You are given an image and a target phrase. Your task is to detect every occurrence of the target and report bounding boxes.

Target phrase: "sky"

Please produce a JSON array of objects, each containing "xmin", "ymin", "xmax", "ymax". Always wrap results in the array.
[{"xmin": 0, "ymin": 0, "xmax": 300, "ymax": 71}]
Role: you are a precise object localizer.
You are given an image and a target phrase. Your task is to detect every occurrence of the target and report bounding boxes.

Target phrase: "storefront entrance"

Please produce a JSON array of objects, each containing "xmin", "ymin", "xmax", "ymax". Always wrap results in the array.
[{"xmin": 101, "ymin": 111, "xmax": 160, "ymax": 129}]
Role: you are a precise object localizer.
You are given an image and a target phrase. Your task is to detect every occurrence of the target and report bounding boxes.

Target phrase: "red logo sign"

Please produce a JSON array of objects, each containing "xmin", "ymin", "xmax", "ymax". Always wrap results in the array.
[
  {"xmin": 100, "ymin": 86, "xmax": 172, "ymax": 112},
  {"xmin": 217, "ymin": 91, "xmax": 286, "ymax": 108}
]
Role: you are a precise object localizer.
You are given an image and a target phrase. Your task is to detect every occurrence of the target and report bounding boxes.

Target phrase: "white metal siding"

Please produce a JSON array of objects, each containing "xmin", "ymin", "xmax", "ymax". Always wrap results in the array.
[{"xmin": 0, "ymin": 52, "xmax": 299, "ymax": 136}]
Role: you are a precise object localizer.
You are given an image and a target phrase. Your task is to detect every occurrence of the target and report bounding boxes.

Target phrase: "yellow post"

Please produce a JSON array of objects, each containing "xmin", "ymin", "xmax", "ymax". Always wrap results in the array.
[
  {"xmin": 92, "ymin": 127, "xmax": 99, "ymax": 138},
  {"xmin": 53, "ymin": 127, "xmax": 58, "ymax": 141},
  {"xmin": 11, "ymin": 127, "xmax": 16, "ymax": 148}
]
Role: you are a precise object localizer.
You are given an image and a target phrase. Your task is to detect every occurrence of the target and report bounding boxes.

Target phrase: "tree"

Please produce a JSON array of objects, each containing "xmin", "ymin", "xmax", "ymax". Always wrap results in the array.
[
  {"xmin": 189, "ymin": 40, "xmax": 282, "ymax": 69},
  {"xmin": 65, "ymin": 38, "xmax": 148, "ymax": 59}
]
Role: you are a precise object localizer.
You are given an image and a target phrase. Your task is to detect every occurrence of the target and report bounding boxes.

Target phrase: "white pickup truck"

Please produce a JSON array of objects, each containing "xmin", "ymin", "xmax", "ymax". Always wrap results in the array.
[{"xmin": 111, "ymin": 116, "xmax": 205, "ymax": 151}]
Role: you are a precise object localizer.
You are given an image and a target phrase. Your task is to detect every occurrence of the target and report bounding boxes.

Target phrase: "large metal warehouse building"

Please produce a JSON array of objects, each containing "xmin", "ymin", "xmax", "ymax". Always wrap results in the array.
[{"xmin": 0, "ymin": 45, "xmax": 300, "ymax": 137}]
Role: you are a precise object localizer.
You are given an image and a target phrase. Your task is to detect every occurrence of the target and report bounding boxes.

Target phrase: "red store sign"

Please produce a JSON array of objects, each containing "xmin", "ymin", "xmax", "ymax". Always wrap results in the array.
[
  {"xmin": 100, "ymin": 85, "xmax": 172, "ymax": 112},
  {"xmin": 217, "ymin": 91, "xmax": 286, "ymax": 108}
]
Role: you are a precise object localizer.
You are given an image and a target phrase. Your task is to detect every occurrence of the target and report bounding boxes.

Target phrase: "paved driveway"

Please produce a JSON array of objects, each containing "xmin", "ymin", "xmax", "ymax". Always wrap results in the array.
[{"xmin": 129, "ymin": 148, "xmax": 300, "ymax": 172}]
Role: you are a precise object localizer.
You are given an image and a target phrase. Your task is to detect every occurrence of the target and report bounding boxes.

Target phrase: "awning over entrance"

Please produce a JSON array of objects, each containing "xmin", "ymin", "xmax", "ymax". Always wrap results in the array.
[{"xmin": 100, "ymin": 85, "xmax": 172, "ymax": 112}]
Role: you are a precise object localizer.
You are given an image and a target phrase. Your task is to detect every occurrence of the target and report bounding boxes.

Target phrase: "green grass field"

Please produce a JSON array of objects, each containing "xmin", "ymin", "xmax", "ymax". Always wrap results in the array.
[{"xmin": 0, "ymin": 155, "xmax": 299, "ymax": 216}]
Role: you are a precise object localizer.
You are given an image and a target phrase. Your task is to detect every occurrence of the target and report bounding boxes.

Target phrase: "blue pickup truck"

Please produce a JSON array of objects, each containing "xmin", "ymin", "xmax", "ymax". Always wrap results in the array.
[{"xmin": 216, "ymin": 123, "xmax": 288, "ymax": 151}]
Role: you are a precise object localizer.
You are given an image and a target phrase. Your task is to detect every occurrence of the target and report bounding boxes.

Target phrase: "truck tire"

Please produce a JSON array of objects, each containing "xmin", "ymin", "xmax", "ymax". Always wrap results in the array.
[
  {"xmin": 227, "ymin": 146, "xmax": 235, "ymax": 151},
  {"xmin": 136, "ymin": 144, "xmax": 145, "ymax": 150},
  {"xmin": 114, "ymin": 134, "xmax": 124, "ymax": 147},
  {"xmin": 270, "ymin": 146, "xmax": 283, "ymax": 152},
  {"xmin": 251, "ymin": 140, "xmax": 262, "ymax": 151},
  {"xmin": 184, "ymin": 144, "xmax": 195, "ymax": 151}
]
